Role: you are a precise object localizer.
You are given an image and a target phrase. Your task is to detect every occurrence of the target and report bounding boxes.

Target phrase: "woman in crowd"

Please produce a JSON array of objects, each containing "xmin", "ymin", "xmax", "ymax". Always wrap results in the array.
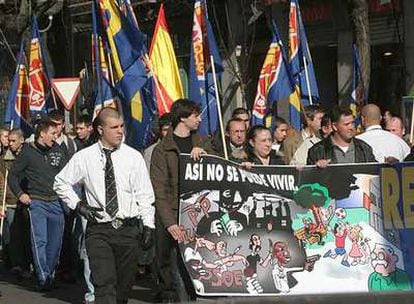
[{"xmin": 246, "ymin": 125, "xmax": 284, "ymax": 165}]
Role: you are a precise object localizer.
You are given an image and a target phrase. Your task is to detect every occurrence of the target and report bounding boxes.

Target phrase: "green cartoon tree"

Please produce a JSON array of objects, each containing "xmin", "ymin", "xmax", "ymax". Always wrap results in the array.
[{"xmin": 294, "ymin": 183, "xmax": 331, "ymax": 226}]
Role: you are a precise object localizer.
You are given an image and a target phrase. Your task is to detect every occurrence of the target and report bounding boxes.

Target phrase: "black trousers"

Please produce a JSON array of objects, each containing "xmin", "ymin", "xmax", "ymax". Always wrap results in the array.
[
  {"xmin": 9, "ymin": 203, "xmax": 32, "ymax": 271},
  {"xmin": 155, "ymin": 218, "xmax": 195, "ymax": 302},
  {"xmin": 86, "ymin": 222, "xmax": 140, "ymax": 304},
  {"xmin": 58, "ymin": 210, "xmax": 76, "ymax": 279}
]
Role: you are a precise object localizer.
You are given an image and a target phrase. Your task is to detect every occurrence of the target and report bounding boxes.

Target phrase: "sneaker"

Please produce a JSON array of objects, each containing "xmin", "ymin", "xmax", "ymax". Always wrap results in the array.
[
  {"xmin": 323, "ymin": 250, "xmax": 332, "ymax": 258},
  {"xmin": 341, "ymin": 260, "xmax": 350, "ymax": 267}
]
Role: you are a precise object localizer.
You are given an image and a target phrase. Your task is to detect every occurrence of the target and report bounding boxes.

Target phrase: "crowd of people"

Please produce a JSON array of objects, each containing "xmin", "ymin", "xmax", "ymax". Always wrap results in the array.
[{"xmin": 0, "ymin": 99, "xmax": 413, "ymax": 303}]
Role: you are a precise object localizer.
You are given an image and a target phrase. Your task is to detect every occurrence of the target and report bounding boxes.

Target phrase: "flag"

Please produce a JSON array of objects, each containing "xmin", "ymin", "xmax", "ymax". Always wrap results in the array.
[
  {"xmin": 350, "ymin": 43, "xmax": 366, "ymax": 129},
  {"xmin": 28, "ymin": 16, "xmax": 50, "ymax": 113},
  {"xmin": 4, "ymin": 41, "xmax": 32, "ymax": 135},
  {"xmin": 189, "ymin": 0, "xmax": 223, "ymax": 136},
  {"xmin": 251, "ymin": 21, "xmax": 294, "ymax": 126},
  {"xmin": 92, "ymin": 0, "xmax": 118, "ymax": 119},
  {"xmin": 288, "ymin": 0, "xmax": 319, "ymax": 129},
  {"xmin": 98, "ymin": 0, "xmax": 157, "ymax": 149},
  {"xmin": 149, "ymin": 3, "xmax": 184, "ymax": 116}
]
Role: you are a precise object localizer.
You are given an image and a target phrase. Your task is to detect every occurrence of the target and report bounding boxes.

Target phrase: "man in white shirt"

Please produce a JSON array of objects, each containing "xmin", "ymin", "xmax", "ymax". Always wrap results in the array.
[
  {"xmin": 54, "ymin": 108, "xmax": 155, "ymax": 304},
  {"xmin": 283, "ymin": 105, "xmax": 324, "ymax": 164},
  {"xmin": 356, "ymin": 104, "xmax": 410, "ymax": 162}
]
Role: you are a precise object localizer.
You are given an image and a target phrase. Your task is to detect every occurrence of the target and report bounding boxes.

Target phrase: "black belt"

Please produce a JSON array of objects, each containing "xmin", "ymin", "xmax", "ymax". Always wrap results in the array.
[{"xmin": 91, "ymin": 217, "xmax": 139, "ymax": 229}]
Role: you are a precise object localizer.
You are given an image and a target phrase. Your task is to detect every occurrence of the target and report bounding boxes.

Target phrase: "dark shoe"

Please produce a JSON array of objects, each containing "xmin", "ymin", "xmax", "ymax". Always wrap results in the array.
[
  {"xmin": 11, "ymin": 266, "xmax": 23, "ymax": 282},
  {"xmin": 36, "ymin": 277, "xmax": 55, "ymax": 292},
  {"xmin": 60, "ymin": 273, "xmax": 76, "ymax": 284},
  {"xmin": 35, "ymin": 282, "xmax": 51, "ymax": 292}
]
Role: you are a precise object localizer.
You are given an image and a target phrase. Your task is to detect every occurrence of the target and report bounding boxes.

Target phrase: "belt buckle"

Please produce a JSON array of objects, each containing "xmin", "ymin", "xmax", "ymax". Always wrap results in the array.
[{"xmin": 111, "ymin": 218, "xmax": 123, "ymax": 230}]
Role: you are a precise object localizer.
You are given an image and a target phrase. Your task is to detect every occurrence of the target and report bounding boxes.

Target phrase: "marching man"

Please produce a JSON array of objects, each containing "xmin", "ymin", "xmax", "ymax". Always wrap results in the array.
[{"xmin": 54, "ymin": 108, "xmax": 155, "ymax": 304}]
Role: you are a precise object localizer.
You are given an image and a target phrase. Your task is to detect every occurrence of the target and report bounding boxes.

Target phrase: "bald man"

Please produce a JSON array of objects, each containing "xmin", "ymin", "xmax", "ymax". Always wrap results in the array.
[
  {"xmin": 386, "ymin": 116, "xmax": 405, "ymax": 139},
  {"xmin": 55, "ymin": 108, "xmax": 155, "ymax": 303},
  {"xmin": 356, "ymin": 104, "xmax": 410, "ymax": 162}
]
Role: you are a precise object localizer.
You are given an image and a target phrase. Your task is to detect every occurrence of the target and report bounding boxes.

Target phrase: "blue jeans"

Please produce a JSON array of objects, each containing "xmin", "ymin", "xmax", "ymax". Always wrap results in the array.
[
  {"xmin": 73, "ymin": 214, "xmax": 95, "ymax": 302},
  {"xmin": 28, "ymin": 199, "xmax": 64, "ymax": 285}
]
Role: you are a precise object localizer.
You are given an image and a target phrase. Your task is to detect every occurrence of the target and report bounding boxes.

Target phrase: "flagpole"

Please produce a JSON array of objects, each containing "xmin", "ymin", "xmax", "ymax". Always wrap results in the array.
[
  {"xmin": 410, "ymin": 101, "xmax": 414, "ymax": 145},
  {"xmin": 210, "ymin": 55, "xmax": 228, "ymax": 160},
  {"xmin": 106, "ymin": 49, "xmax": 115, "ymax": 87},
  {"xmin": 0, "ymin": 169, "xmax": 9, "ymax": 250},
  {"xmin": 0, "ymin": 117, "xmax": 13, "ymax": 247},
  {"xmin": 105, "ymin": 46, "xmax": 124, "ymax": 118},
  {"xmin": 302, "ymin": 55, "xmax": 313, "ymax": 105},
  {"xmin": 50, "ymin": 86, "xmax": 58, "ymax": 109},
  {"xmin": 144, "ymin": 54, "xmax": 169, "ymax": 114}
]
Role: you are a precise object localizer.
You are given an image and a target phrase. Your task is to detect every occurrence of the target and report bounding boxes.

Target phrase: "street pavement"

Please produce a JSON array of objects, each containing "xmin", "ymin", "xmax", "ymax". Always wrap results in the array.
[
  {"xmin": 0, "ymin": 264, "xmax": 158, "ymax": 304},
  {"xmin": 2, "ymin": 263, "xmax": 414, "ymax": 304}
]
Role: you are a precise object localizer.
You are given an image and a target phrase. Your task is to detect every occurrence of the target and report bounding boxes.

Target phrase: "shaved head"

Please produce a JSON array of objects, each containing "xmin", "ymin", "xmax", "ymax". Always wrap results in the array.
[
  {"xmin": 386, "ymin": 116, "xmax": 405, "ymax": 138},
  {"xmin": 361, "ymin": 104, "xmax": 381, "ymax": 126},
  {"xmin": 96, "ymin": 107, "xmax": 122, "ymax": 127}
]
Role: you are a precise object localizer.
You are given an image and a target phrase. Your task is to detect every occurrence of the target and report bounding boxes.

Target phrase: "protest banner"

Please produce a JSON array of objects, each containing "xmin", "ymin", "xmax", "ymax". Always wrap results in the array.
[{"xmin": 179, "ymin": 154, "xmax": 414, "ymax": 296}]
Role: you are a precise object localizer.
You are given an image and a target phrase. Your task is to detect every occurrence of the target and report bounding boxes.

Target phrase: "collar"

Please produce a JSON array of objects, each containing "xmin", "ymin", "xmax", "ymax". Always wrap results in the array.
[
  {"xmin": 328, "ymin": 135, "xmax": 354, "ymax": 149},
  {"xmin": 301, "ymin": 129, "xmax": 311, "ymax": 140},
  {"xmin": 97, "ymin": 140, "xmax": 120, "ymax": 154},
  {"xmin": 365, "ymin": 125, "xmax": 383, "ymax": 132},
  {"xmin": 229, "ymin": 142, "xmax": 244, "ymax": 152},
  {"xmin": 301, "ymin": 128, "xmax": 318, "ymax": 140},
  {"xmin": 55, "ymin": 135, "xmax": 65, "ymax": 145},
  {"xmin": 3, "ymin": 149, "xmax": 17, "ymax": 161},
  {"xmin": 34, "ymin": 141, "xmax": 52, "ymax": 152},
  {"xmin": 272, "ymin": 142, "xmax": 281, "ymax": 151},
  {"xmin": 161, "ymin": 128, "xmax": 203, "ymax": 152}
]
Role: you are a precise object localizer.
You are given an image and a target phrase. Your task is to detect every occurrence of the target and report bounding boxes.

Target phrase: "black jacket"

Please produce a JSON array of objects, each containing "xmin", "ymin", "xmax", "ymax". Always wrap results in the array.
[
  {"xmin": 247, "ymin": 150, "xmax": 285, "ymax": 165},
  {"xmin": 8, "ymin": 142, "xmax": 68, "ymax": 201},
  {"xmin": 307, "ymin": 136, "xmax": 376, "ymax": 165}
]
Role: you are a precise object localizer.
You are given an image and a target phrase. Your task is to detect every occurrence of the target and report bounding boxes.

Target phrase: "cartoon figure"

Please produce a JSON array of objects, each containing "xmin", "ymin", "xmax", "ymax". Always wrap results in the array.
[
  {"xmin": 302, "ymin": 217, "xmax": 325, "ymax": 245},
  {"xmin": 348, "ymin": 224, "xmax": 369, "ymax": 266},
  {"xmin": 323, "ymin": 221, "xmax": 350, "ymax": 267},
  {"xmin": 368, "ymin": 243, "xmax": 412, "ymax": 291},
  {"xmin": 320, "ymin": 205, "xmax": 334, "ymax": 226},
  {"xmin": 270, "ymin": 241, "xmax": 319, "ymax": 293},
  {"xmin": 243, "ymin": 234, "xmax": 272, "ymax": 294},
  {"xmin": 192, "ymin": 237, "xmax": 247, "ymax": 274},
  {"xmin": 197, "ymin": 189, "xmax": 248, "ymax": 237}
]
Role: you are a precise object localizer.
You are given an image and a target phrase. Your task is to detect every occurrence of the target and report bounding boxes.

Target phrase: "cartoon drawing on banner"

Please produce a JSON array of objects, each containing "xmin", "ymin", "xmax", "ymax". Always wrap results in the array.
[
  {"xmin": 179, "ymin": 155, "xmax": 414, "ymax": 296},
  {"xmin": 180, "ymin": 189, "xmax": 317, "ymax": 294},
  {"xmin": 368, "ymin": 243, "xmax": 412, "ymax": 291}
]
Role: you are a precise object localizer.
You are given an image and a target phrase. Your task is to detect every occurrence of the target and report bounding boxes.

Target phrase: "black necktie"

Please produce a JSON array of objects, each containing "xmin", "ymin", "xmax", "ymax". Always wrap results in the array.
[{"xmin": 103, "ymin": 149, "xmax": 118, "ymax": 218}]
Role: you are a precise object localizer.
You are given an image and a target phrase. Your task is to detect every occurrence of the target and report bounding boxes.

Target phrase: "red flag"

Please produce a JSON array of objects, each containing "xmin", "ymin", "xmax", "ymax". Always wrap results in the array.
[{"xmin": 28, "ymin": 17, "xmax": 50, "ymax": 112}]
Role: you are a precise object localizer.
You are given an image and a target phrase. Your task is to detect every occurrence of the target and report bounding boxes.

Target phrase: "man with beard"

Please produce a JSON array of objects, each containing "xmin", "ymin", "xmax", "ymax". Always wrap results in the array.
[
  {"xmin": 368, "ymin": 244, "xmax": 412, "ymax": 291},
  {"xmin": 307, "ymin": 106, "xmax": 376, "ymax": 166}
]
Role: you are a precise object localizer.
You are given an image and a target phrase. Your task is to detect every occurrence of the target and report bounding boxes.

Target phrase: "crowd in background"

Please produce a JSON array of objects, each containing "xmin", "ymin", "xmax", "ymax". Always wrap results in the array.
[{"xmin": 0, "ymin": 100, "xmax": 413, "ymax": 303}]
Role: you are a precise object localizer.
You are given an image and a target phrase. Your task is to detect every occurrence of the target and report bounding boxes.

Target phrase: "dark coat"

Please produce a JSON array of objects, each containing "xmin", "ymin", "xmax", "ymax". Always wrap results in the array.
[
  {"xmin": 247, "ymin": 150, "xmax": 285, "ymax": 165},
  {"xmin": 307, "ymin": 136, "xmax": 376, "ymax": 165},
  {"xmin": 150, "ymin": 129, "xmax": 213, "ymax": 228},
  {"xmin": 8, "ymin": 142, "xmax": 68, "ymax": 201}
]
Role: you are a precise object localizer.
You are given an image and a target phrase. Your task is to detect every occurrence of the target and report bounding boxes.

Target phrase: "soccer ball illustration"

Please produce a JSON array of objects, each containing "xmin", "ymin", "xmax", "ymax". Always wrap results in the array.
[{"xmin": 334, "ymin": 207, "xmax": 347, "ymax": 219}]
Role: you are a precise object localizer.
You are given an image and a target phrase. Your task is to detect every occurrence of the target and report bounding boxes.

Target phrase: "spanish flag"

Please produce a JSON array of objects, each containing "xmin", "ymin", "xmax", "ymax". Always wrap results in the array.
[{"xmin": 149, "ymin": 3, "xmax": 183, "ymax": 116}]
